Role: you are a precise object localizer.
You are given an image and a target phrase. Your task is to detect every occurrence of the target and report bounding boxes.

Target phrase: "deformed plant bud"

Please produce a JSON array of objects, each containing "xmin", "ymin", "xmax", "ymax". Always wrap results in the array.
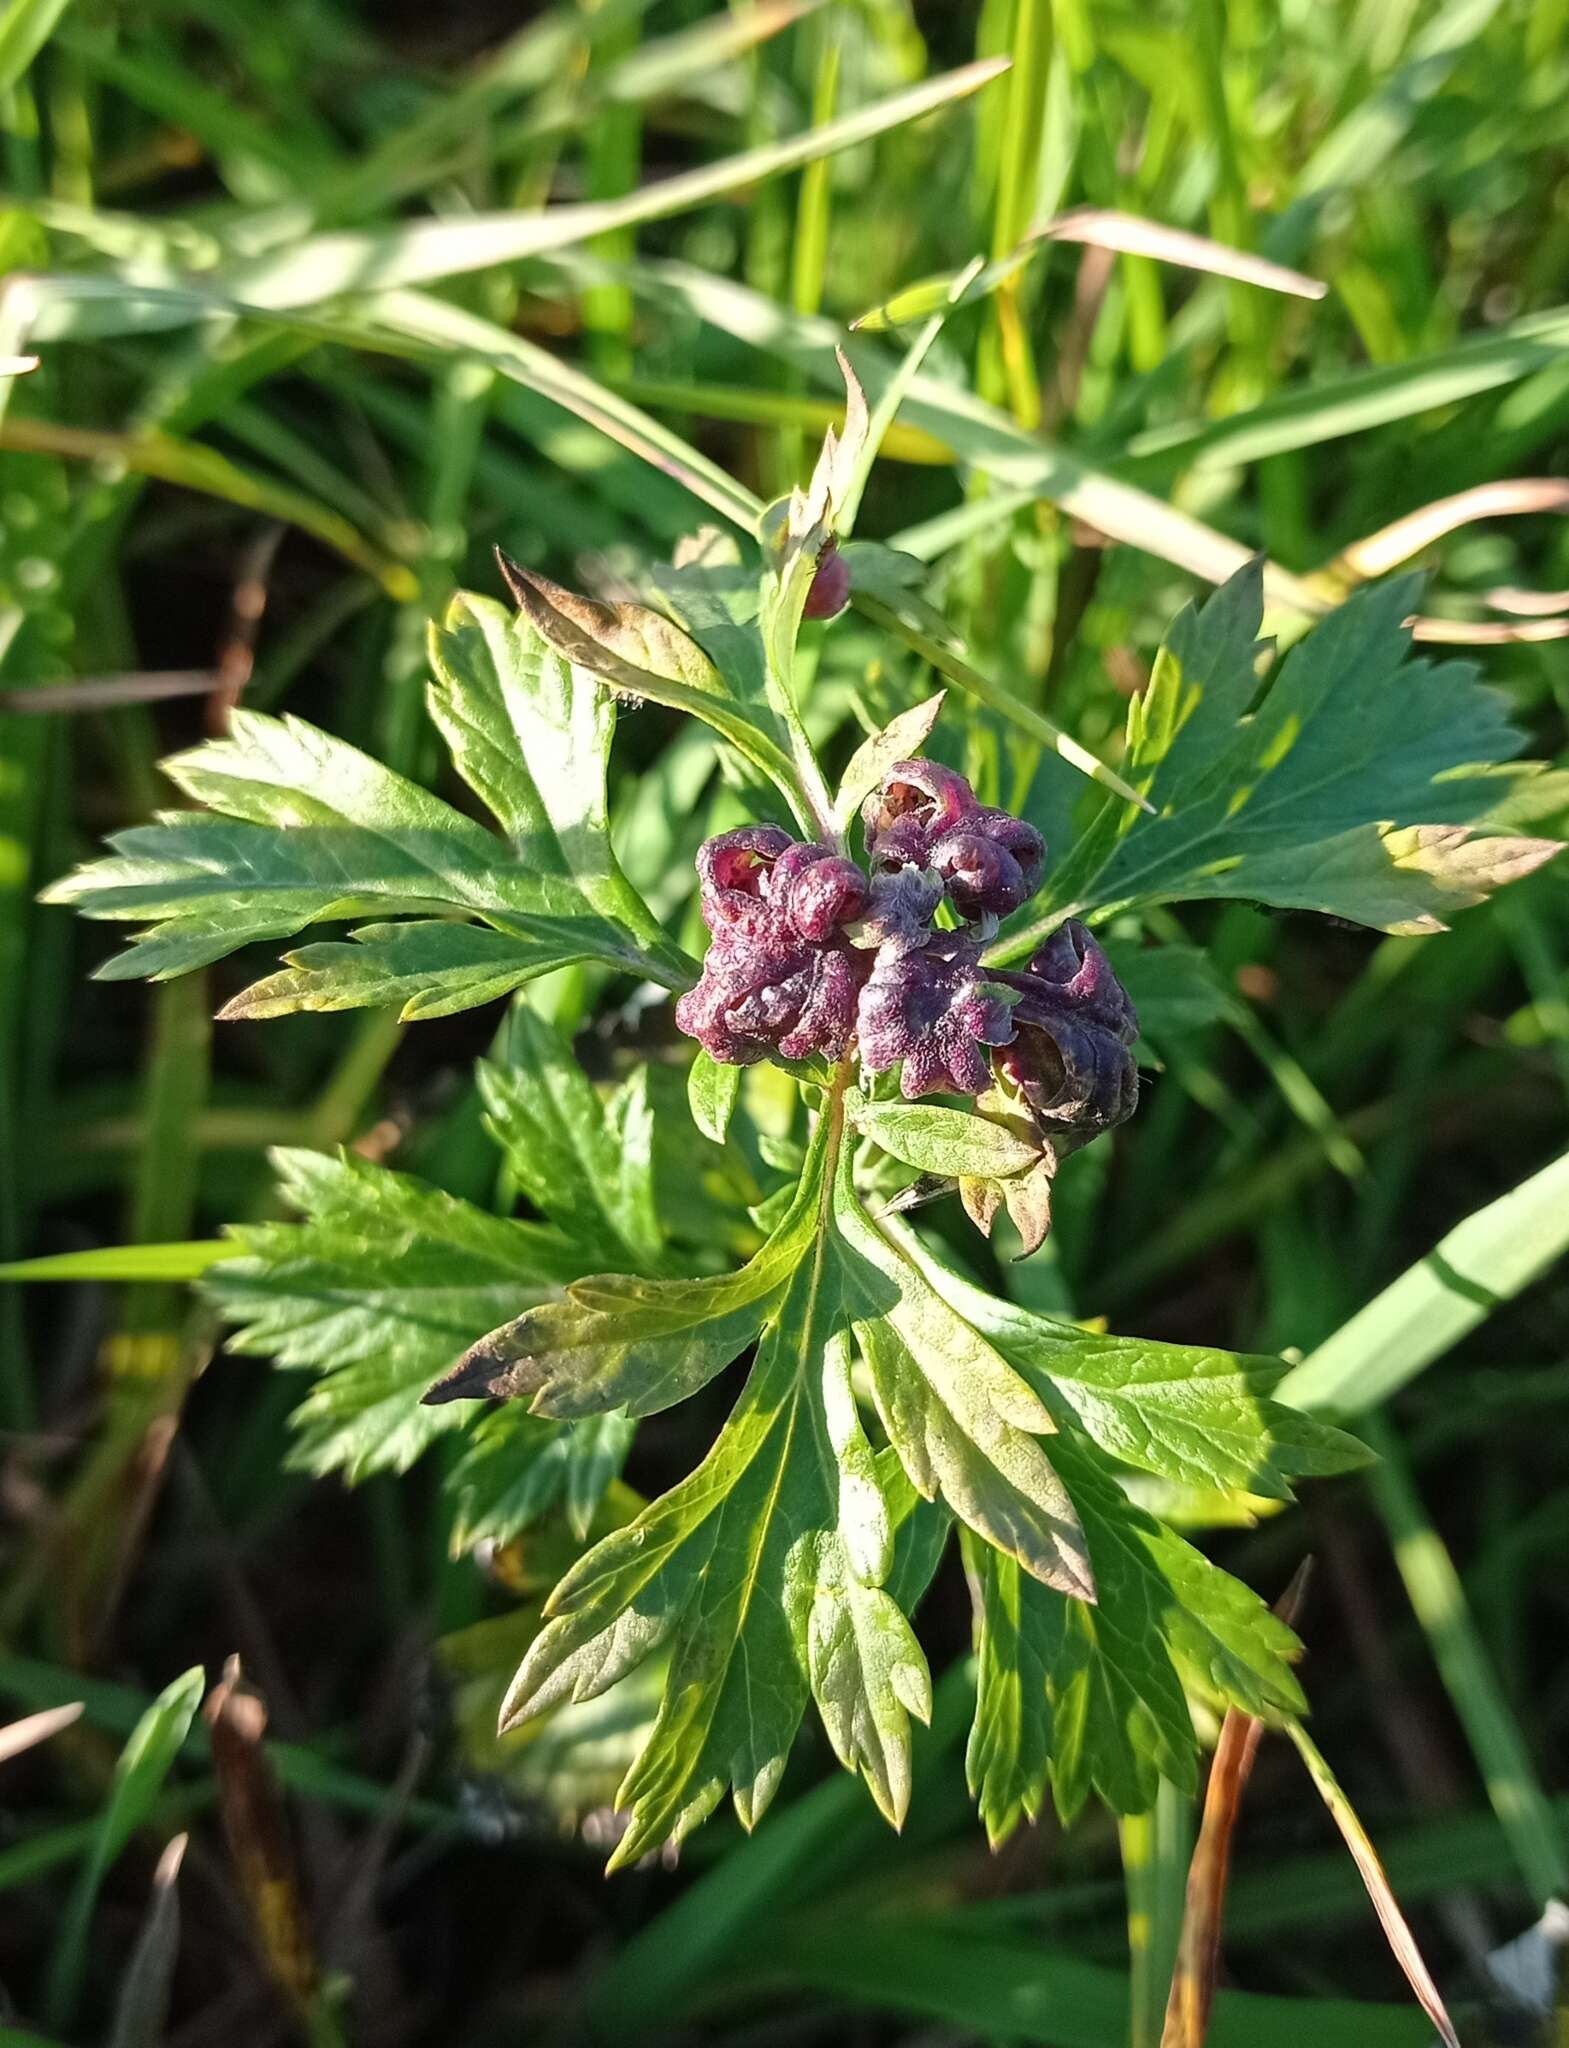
[
  {"xmin": 803, "ymin": 542, "xmax": 852, "ymax": 620},
  {"xmin": 862, "ymin": 759, "xmax": 975, "ymax": 869},
  {"xmin": 929, "ymin": 810, "xmax": 1045, "ymax": 919},
  {"xmin": 857, "ymin": 933, "xmax": 1017, "ymax": 1098},
  {"xmin": 861, "ymin": 762, "xmax": 1045, "ymax": 922},
  {"xmin": 676, "ymin": 827, "xmax": 871, "ymax": 1064},
  {"xmin": 990, "ymin": 920, "xmax": 1140, "ymax": 1139}
]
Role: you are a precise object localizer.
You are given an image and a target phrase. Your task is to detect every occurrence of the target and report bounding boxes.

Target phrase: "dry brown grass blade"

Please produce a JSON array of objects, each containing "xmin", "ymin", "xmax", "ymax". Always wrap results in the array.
[
  {"xmin": 1284, "ymin": 1717, "xmax": 1462, "ymax": 2048},
  {"xmin": 1324, "ymin": 478, "xmax": 1569, "ymax": 581},
  {"xmin": 1159, "ymin": 1565, "xmax": 1312, "ymax": 2048},
  {"xmin": 0, "ymin": 670, "xmax": 223, "ymax": 713},
  {"xmin": 1409, "ymin": 616, "xmax": 1569, "ymax": 644},
  {"xmin": 0, "ymin": 1699, "xmax": 84, "ymax": 1764},
  {"xmin": 1313, "ymin": 479, "xmax": 1569, "ymax": 642},
  {"xmin": 1158, "ymin": 1696, "xmax": 1267, "ymax": 2048},
  {"xmin": 1481, "ymin": 584, "xmax": 1569, "ymax": 617},
  {"xmin": 1033, "ymin": 207, "xmax": 1328, "ymax": 301},
  {"xmin": 203, "ymin": 1656, "xmax": 320, "ymax": 2012}
]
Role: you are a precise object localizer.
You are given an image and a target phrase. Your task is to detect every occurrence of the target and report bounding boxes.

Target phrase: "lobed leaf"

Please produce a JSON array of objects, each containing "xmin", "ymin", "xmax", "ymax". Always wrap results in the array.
[
  {"xmin": 996, "ymin": 563, "xmax": 1563, "ymax": 955},
  {"xmin": 479, "ymin": 1016, "xmax": 663, "ymax": 1271},
  {"xmin": 48, "ymin": 605, "xmax": 691, "ymax": 1004},
  {"xmin": 895, "ymin": 1227, "xmax": 1367, "ymax": 1499},
  {"xmin": 205, "ymin": 1148, "xmax": 585, "ymax": 1481}
]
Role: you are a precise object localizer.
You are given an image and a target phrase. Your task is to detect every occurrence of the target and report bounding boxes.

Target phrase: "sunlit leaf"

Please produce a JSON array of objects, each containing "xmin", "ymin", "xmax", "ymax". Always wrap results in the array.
[{"xmin": 996, "ymin": 563, "xmax": 1563, "ymax": 956}]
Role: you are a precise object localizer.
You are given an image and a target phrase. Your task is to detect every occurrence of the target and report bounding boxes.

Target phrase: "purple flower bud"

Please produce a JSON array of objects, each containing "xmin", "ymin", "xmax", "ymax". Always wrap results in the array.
[
  {"xmin": 696, "ymin": 825, "xmax": 796, "ymax": 933},
  {"xmin": 854, "ymin": 863, "xmax": 945, "ymax": 954},
  {"xmin": 862, "ymin": 761, "xmax": 977, "ymax": 868},
  {"xmin": 857, "ymin": 934, "xmax": 1017, "ymax": 1098},
  {"xmin": 990, "ymin": 921, "xmax": 1139, "ymax": 1137},
  {"xmin": 803, "ymin": 545, "xmax": 852, "ymax": 620},
  {"xmin": 930, "ymin": 809, "xmax": 1045, "ymax": 919},
  {"xmin": 775, "ymin": 846, "xmax": 870, "ymax": 943},
  {"xmin": 862, "ymin": 763, "xmax": 1046, "ymax": 922},
  {"xmin": 678, "ymin": 829, "xmax": 872, "ymax": 1065}
]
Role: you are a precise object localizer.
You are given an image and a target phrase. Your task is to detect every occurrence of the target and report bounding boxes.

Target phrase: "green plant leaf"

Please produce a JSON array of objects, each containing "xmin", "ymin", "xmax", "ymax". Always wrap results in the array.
[
  {"xmin": 850, "ymin": 1096, "xmax": 1040, "ymax": 1181},
  {"xmin": 833, "ymin": 1154, "xmax": 1095, "ymax": 1601},
  {"xmin": 447, "ymin": 1406, "xmax": 636, "ymax": 1551},
  {"xmin": 425, "ymin": 1126, "xmax": 827, "ymax": 1418},
  {"xmin": 218, "ymin": 918, "xmax": 591, "ymax": 1021},
  {"xmin": 686, "ymin": 1045, "xmax": 741, "ymax": 1145},
  {"xmin": 497, "ymin": 556, "xmax": 815, "ymax": 829},
  {"xmin": 968, "ymin": 1439, "xmax": 1306, "ymax": 1835},
  {"xmin": 44, "ymin": 1667, "xmax": 204, "ymax": 2031},
  {"xmin": 46, "ymin": 599, "xmax": 691, "ymax": 1003},
  {"xmin": 412, "ymin": 1062, "xmax": 1358, "ymax": 1865},
  {"xmin": 895, "ymin": 1227, "xmax": 1367, "ymax": 1499},
  {"xmin": 479, "ymin": 1018, "xmax": 662, "ymax": 1271},
  {"xmin": 996, "ymin": 563, "xmax": 1563, "ymax": 956},
  {"xmin": 487, "ymin": 1094, "xmax": 941, "ymax": 1857},
  {"xmin": 428, "ymin": 590, "xmax": 689, "ymax": 966},
  {"xmin": 204, "ymin": 1148, "xmax": 586, "ymax": 1481}
]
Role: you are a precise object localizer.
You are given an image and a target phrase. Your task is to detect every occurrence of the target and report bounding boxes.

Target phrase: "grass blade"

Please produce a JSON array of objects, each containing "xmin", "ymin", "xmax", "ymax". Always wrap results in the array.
[
  {"xmin": 1123, "ymin": 307, "xmax": 1569, "ymax": 472},
  {"xmin": 44, "ymin": 1667, "xmax": 205, "ymax": 2030},
  {"xmin": 106, "ymin": 1834, "xmax": 186, "ymax": 2048},
  {"xmin": 97, "ymin": 58, "xmax": 1011, "ymax": 318},
  {"xmin": 1360, "ymin": 1413, "xmax": 1569, "ymax": 1910},
  {"xmin": 0, "ymin": 1241, "xmax": 233, "ymax": 1281},
  {"xmin": 1283, "ymin": 1718, "xmax": 1462, "ymax": 2048},
  {"xmin": 0, "ymin": 0, "xmax": 74, "ymax": 92},
  {"xmin": 615, "ymin": 257, "xmax": 1329, "ymax": 614},
  {"xmin": 1035, "ymin": 208, "xmax": 1327, "ymax": 301},
  {"xmin": 1278, "ymin": 1147, "xmax": 1569, "ymax": 1415}
]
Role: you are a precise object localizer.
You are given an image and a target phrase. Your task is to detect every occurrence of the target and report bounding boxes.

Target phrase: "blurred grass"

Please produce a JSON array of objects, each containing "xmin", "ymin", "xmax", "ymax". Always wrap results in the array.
[{"xmin": 0, "ymin": 0, "xmax": 1566, "ymax": 2041}]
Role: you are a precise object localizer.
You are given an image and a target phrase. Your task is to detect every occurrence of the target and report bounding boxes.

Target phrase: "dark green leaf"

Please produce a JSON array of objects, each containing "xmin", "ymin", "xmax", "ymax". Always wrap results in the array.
[
  {"xmin": 480, "ymin": 1014, "xmax": 662, "ymax": 1269},
  {"xmin": 997, "ymin": 565, "xmax": 1562, "ymax": 955},
  {"xmin": 205, "ymin": 1148, "xmax": 582, "ymax": 1480}
]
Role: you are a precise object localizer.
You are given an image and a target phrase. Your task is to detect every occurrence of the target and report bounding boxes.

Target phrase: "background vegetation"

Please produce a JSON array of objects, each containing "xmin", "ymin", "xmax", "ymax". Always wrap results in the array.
[{"xmin": 1, "ymin": 0, "xmax": 1567, "ymax": 2041}]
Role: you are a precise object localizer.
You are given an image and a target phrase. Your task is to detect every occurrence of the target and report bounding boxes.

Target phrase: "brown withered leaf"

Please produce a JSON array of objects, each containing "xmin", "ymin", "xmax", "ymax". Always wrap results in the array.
[
  {"xmin": 1003, "ymin": 1154, "xmax": 1058, "ymax": 1259},
  {"xmin": 203, "ymin": 1657, "xmax": 319, "ymax": 2010},
  {"xmin": 960, "ymin": 1174, "xmax": 1003, "ymax": 1237}
]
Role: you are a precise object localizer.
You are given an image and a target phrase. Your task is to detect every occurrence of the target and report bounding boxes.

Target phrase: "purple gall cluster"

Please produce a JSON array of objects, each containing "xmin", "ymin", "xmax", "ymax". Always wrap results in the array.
[
  {"xmin": 673, "ymin": 827, "xmax": 871, "ymax": 1066},
  {"xmin": 991, "ymin": 919, "xmax": 1140, "ymax": 1143},
  {"xmin": 676, "ymin": 761, "xmax": 1138, "ymax": 1140},
  {"xmin": 862, "ymin": 760, "xmax": 1044, "ymax": 919}
]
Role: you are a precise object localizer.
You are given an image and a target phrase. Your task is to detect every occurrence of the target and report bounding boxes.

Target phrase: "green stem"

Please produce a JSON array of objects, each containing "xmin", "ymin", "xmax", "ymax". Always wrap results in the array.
[{"xmin": 1362, "ymin": 1410, "xmax": 1569, "ymax": 1909}]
